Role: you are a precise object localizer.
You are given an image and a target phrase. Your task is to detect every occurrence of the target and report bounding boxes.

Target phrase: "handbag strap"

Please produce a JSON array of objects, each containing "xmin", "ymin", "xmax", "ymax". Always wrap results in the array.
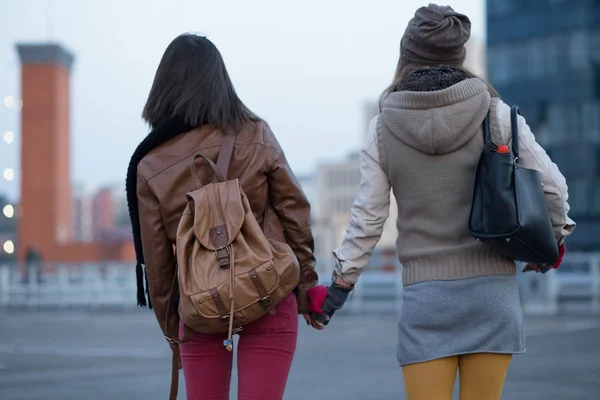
[
  {"xmin": 510, "ymin": 105, "xmax": 521, "ymax": 161},
  {"xmin": 483, "ymin": 110, "xmax": 491, "ymax": 144},
  {"xmin": 483, "ymin": 105, "xmax": 522, "ymax": 163}
]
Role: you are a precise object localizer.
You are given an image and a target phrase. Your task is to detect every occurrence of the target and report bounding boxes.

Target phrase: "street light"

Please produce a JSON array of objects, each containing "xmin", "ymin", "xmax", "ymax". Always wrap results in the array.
[
  {"xmin": 3, "ymin": 95, "xmax": 15, "ymax": 109},
  {"xmin": 3, "ymin": 240, "xmax": 14, "ymax": 254},
  {"xmin": 2, "ymin": 204, "xmax": 14, "ymax": 218},
  {"xmin": 2, "ymin": 131, "xmax": 14, "ymax": 144},
  {"xmin": 3, "ymin": 168, "xmax": 14, "ymax": 181}
]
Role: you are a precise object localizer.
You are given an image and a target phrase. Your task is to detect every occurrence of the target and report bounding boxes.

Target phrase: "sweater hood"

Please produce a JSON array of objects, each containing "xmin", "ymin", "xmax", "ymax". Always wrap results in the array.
[{"xmin": 380, "ymin": 78, "xmax": 491, "ymax": 155}]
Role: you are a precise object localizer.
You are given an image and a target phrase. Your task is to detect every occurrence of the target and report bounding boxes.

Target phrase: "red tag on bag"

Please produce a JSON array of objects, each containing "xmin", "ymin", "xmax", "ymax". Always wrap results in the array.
[{"xmin": 498, "ymin": 145, "xmax": 510, "ymax": 153}]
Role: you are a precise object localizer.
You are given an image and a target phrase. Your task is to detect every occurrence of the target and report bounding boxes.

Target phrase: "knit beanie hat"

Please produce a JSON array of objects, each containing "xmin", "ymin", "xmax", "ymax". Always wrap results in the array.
[{"xmin": 400, "ymin": 3, "xmax": 471, "ymax": 66}]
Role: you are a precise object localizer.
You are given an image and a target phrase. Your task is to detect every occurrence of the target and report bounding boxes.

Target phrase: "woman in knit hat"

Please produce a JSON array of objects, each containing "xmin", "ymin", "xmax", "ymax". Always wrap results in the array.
[{"xmin": 308, "ymin": 4, "xmax": 575, "ymax": 399}]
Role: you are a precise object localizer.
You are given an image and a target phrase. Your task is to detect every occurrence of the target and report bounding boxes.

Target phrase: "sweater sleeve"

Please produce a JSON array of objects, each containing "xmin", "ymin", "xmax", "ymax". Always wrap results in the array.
[{"xmin": 332, "ymin": 116, "xmax": 392, "ymax": 284}]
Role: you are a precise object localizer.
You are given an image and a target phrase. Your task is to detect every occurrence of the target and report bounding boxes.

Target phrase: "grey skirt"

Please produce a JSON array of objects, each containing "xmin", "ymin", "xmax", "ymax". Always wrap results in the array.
[{"xmin": 397, "ymin": 274, "xmax": 526, "ymax": 366}]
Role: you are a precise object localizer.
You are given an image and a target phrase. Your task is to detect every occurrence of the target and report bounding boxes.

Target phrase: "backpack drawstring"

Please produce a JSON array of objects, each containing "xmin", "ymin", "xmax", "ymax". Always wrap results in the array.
[{"xmin": 224, "ymin": 245, "xmax": 235, "ymax": 351}]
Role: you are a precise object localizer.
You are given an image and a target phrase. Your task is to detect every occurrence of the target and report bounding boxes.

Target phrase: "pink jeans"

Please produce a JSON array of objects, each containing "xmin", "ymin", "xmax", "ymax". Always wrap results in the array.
[{"xmin": 179, "ymin": 293, "xmax": 298, "ymax": 400}]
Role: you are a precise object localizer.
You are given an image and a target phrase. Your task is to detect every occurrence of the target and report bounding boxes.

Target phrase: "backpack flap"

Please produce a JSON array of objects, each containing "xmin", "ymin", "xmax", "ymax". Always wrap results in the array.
[{"xmin": 186, "ymin": 180, "xmax": 245, "ymax": 254}]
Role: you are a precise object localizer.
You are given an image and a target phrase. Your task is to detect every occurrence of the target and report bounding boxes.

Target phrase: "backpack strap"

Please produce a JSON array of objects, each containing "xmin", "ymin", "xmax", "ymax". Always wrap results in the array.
[
  {"xmin": 215, "ymin": 130, "xmax": 237, "ymax": 180},
  {"xmin": 190, "ymin": 129, "xmax": 238, "ymax": 187}
]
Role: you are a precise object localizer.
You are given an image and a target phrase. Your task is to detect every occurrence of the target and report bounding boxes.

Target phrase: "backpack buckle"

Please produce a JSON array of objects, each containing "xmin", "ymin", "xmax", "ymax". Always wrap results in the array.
[
  {"xmin": 259, "ymin": 295, "xmax": 273, "ymax": 308},
  {"xmin": 215, "ymin": 246, "xmax": 229, "ymax": 254},
  {"xmin": 215, "ymin": 246, "xmax": 230, "ymax": 269},
  {"xmin": 221, "ymin": 317, "xmax": 243, "ymax": 334}
]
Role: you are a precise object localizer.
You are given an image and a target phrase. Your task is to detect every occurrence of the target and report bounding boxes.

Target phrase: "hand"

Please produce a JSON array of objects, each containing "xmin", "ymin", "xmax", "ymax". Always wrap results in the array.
[
  {"xmin": 522, "ymin": 263, "xmax": 542, "ymax": 273},
  {"xmin": 522, "ymin": 243, "xmax": 566, "ymax": 273},
  {"xmin": 308, "ymin": 280, "xmax": 353, "ymax": 326},
  {"xmin": 303, "ymin": 313, "xmax": 325, "ymax": 330}
]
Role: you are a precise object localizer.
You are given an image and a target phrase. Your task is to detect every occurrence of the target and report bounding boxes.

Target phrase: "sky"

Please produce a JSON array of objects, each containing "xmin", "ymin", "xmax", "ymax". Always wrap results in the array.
[{"xmin": 0, "ymin": 0, "xmax": 485, "ymax": 201}]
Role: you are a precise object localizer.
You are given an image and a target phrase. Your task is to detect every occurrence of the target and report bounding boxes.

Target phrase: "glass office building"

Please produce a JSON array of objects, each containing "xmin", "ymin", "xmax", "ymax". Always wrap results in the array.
[{"xmin": 487, "ymin": 0, "xmax": 600, "ymax": 250}]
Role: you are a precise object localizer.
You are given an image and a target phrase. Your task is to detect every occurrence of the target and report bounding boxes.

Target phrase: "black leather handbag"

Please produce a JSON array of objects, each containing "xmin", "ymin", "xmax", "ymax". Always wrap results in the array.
[{"xmin": 468, "ymin": 105, "xmax": 559, "ymax": 268}]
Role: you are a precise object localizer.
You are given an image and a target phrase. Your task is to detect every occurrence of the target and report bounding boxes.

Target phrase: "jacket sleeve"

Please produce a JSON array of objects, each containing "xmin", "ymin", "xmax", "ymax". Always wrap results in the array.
[
  {"xmin": 495, "ymin": 100, "xmax": 576, "ymax": 244},
  {"xmin": 262, "ymin": 124, "xmax": 318, "ymax": 309},
  {"xmin": 137, "ymin": 166, "xmax": 179, "ymax": 340},
  {"xmin": 332, "ymin": 116, "xmax": 392, "ymax": 284}
]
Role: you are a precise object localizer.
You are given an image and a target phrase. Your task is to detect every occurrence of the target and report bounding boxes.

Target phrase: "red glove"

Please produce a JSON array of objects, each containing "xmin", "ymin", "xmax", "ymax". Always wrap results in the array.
[
  {"xmin": 552, "ymin": 243, "xmax": 566, "ymax": 269},
  {"xmin": 307, "ymin": 285, "xmax": 328, "ymax": 314}
]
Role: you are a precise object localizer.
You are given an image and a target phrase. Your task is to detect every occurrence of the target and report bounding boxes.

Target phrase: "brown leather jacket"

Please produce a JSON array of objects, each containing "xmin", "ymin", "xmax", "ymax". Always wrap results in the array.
[{"xmin": 136, "ymin": 121, "xmax": 318, "ymax": 337}]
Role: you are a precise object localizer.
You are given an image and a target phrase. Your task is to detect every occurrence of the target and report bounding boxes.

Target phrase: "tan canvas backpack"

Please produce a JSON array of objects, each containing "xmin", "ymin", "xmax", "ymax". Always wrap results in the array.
[{"xmin": 171, "ymin": 132, "xmax": 300, "ymax": 352}]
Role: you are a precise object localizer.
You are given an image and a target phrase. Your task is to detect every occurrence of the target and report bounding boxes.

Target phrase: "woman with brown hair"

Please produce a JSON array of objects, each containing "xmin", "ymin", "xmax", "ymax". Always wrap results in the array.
[
  {"xmin": 309, "ymin": 4, "xmax": 575, "ymax": 400},
  {"xmin": 125, "ymin": 33, "xmax": 319, "ymax": 399}
]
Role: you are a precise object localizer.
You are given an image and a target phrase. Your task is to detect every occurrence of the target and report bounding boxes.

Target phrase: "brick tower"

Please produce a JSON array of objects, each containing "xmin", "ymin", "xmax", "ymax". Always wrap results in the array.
[{"xmin": 16, "ymin": 44, "xmax": 74, "ymax": 261}]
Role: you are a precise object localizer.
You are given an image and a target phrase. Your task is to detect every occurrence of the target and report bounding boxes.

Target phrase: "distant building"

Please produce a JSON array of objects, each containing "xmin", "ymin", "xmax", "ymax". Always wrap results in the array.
[
  {"xmin": 72, "ymin": 185, "xmax": 127, "ymax": 243},
  {"xmin": 92, "ymin": 188, "xmax": 116, "ymax": 240},
  {"xmin": 487, "ymin": 0, "xmax": 600, "ymax": 251},
  {"xmin": 72, "ymin": 184, "xmax": 94, "ymax": 242},
  {"xmin": 16, "ymin": 42, "xmax": 135, "ymax": 263},
  {"xmin": 297, "ymin": 173, "xmax": 319, "ymax": 218},
  {"xmin": 465, "ymin": 38, "xmax": 487, "ymax": 79},
  {"xmin": 317, "ymin": 153, "xmax": 362, "ymax": 218},
  {"xmin": 300, "ymin": 155, "xmax": 362, "ymax": 273},
  {"xmin": 309, "ymin": 149, "xmax": 400, "ymax": 274}
]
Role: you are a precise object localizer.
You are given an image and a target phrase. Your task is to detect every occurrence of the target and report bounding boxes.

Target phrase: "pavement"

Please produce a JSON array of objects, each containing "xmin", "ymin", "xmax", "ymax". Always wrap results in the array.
[{"xmin": 0, "ymin": 310, "xmax": 599, "ymax": 400}]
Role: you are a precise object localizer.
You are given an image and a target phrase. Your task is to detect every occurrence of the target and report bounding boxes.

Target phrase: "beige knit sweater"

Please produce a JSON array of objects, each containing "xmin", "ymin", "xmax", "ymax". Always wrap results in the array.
[
  {"xmin": 376, "ymin": 78, "xmax": 516, "ymax": 284},
  {"xmin": 333, "ymin": 78, "xmax": 574, "ymax": 285}
]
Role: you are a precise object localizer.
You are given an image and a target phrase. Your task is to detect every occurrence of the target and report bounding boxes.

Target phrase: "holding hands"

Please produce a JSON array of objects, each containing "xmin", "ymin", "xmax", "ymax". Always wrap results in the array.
[{"xmin": 304, "ymin": 276, "xmax": 354, "ymax": 330}]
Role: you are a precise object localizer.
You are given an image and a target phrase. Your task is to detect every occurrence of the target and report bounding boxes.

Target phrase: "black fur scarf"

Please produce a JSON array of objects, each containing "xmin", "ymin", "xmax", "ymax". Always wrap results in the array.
[
  {"xmin": 125, "ymin": 118, "xmax": 193, "ymax": 308},
  {"xmin": 396, "ymin": 66, "xmax": 469, "ymax": 92}
]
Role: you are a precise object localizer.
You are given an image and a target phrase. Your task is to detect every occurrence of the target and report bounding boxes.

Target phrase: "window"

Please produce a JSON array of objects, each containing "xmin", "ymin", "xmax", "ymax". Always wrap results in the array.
[
  {"xmin": 486, "ymin": 0, "xmax": 514, "ymax": 17},
  {"xmin": 494, "ymin": 0, "xmax": 514, "ymax": 15},
  {"xmin": 513, "ymin": 42, "xmax": 529, "ymax": 80},
  {"xmin": 592, "ymin": 179, "xmax": 600, "ymax": 216},
  {"xmin": 529, "ymin": 39, "xmax": 544, "ymax": 79},
  {"xmin": 547, "ymin": 104, "xmax": 566, "ymax": 144},
  {"xmin": 547, "ymin": 35, "xmax": 563, "ymax": 76},
  {"xmin": 569, "ymin": 31, "xmax": 589, "ymax": 70},
  {"xmin": 487, "ymin": 0, "xmax": 497, "ymax": 16},
  {"xmin": 487, "ymin": 49, "xmax": 497, "ymax": 83},
  {"xmin": 582, "ymin": 101, "xmax": 600, "ymax": 142},
  {"xmin": 591, "ymin": 31, "xmax": 600, "ymax": 65},
  {"xmin": 564, "ymin": 104, "xmax": 583, "ymax": 141},
  {"xmin": 490, "ymin": 46, "xmax": 511, "ymax": 85},
  {"xmin": 569, "ymin": 178, "xmax": 590, "ymax": 215}
]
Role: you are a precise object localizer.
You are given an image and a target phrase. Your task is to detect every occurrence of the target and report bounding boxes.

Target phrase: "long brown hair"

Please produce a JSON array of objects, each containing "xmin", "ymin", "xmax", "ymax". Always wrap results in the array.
[
  {"xmin": 379, "ymin": 57, "xmax": 499, "ymax": 110},
  {"xmin": 142, "ymin": 33, "xmax": 260, "ymax": 129}
]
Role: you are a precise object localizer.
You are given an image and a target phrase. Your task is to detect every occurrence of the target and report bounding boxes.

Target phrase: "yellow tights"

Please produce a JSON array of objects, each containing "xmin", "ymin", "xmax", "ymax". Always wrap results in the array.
[{"xmin": 401, "ymin": 353, "xmax": 512, "ymax": 400}]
